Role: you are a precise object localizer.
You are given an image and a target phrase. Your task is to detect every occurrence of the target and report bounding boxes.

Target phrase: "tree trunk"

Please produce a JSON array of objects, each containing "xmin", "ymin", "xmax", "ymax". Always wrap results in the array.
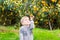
[{"xmin": 49, "ymin": 21, "xmax": 52, "ymax": 30}]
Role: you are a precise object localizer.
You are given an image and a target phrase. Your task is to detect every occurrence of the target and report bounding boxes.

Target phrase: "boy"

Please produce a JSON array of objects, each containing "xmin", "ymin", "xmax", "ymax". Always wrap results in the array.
[{"xmin": 20, "ymin": 16, "xmax": 34, "ymax": 40}]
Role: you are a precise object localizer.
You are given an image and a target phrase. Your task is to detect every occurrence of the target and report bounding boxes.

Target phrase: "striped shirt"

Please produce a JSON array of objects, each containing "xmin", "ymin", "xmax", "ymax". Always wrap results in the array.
[{"xmin": 20, "ymin": 20, "xmax": 34, "ymax": 40}]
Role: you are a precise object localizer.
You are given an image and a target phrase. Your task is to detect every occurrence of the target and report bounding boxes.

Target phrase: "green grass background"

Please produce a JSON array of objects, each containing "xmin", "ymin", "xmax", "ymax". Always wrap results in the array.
[{"xmin": 0, "ymin": 26, "xmax": 60, "ymax": 40}]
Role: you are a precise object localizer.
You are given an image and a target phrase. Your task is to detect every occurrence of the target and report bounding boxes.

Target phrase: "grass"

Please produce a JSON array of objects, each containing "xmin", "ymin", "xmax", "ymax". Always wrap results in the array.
[
  {"xmin": 0, "ymin": 26, "xmax": 19, "ymax": 40},
  {"xmin": 33, "ymin": 28, "xmax": 60, "ymax": 40},
  {"xmin": 0, "ymin": 26, "xmax": 60, "ymax": 40}
]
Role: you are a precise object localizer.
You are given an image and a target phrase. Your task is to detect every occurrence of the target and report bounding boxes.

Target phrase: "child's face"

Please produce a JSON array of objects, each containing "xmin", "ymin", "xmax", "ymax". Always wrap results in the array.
[{"xmin": 22, "ymin": 17, "xmax": 30, "ymax": 26}]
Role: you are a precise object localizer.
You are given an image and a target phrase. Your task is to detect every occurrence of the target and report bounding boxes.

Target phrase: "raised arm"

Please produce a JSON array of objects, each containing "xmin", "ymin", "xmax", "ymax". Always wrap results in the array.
[
  {"xmin": 29, "ymin": 15, "xmax": 35, "ymax": 30},
  {"xmin": 29, "ymin": 20, "xmax": 35, "ymax": 30}
]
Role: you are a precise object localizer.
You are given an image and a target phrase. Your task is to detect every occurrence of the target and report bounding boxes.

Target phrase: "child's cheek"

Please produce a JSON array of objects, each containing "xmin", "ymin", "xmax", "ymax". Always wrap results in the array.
[
  {"xmin": 24, "ymin": 21, "xmax": 30, "ymax": 24},
  {"xmin": 28, "ymin": 21, "xmax": 30, "ymax": 24}
]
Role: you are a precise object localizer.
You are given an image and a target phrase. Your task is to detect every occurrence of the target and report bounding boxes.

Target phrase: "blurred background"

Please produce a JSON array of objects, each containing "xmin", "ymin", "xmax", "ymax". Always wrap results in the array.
[
  {"xmin": 0, "ymin": 0, "xmax": 60, "ymax": 30},
  {"xmin": 0, "ymin": 0, "xmax": 60, "ymax": 40}
]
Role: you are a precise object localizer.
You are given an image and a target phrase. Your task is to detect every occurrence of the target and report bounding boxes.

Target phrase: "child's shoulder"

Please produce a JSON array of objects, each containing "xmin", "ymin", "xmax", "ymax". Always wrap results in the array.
[
  {"xmin": 20, "ymin": 26, "xmax": 24, "ymax": 32},
  {"xmin": 20, "ymin": 26, "xmax": 24, "ymax": 30},
  {"xmin": 20, "ymin": 26, "xmax": 26, "ymax": 31}
]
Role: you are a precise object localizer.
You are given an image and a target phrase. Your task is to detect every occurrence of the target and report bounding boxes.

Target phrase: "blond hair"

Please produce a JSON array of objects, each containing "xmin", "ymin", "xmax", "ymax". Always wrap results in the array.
[{"xmin": 20, "ymin": 16, "xmax": 29, "ymax": 25}]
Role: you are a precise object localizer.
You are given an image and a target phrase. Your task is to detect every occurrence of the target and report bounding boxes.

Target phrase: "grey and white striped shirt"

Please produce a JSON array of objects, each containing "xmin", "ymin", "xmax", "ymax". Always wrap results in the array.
[{"xmin": 20, "ymin": 20, "xmax": 34, "ymax": 40}]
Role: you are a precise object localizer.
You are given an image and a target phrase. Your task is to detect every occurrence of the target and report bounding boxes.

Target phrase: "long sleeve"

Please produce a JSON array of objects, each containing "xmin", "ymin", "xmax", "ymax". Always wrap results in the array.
[
  {"xmin": 20, "ymin": 28, "xmax": 23, "ymax": 40},
  {"xmin": 20, "ymin": 33, "xmax": 23, "ymax": 40},
  {"xmin": 29, "ymin": 20, "xmax": 35, "ymax": 30}
]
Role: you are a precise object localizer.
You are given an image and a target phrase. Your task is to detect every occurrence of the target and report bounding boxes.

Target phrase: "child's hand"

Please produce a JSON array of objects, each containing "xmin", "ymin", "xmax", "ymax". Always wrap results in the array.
[{"xmin": 30, "ymin": 14, "xmax": 34, "ymax": 20}]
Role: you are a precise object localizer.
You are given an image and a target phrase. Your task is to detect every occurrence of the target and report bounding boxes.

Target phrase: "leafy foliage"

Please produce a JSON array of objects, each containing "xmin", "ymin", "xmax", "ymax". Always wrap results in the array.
[{"xmin": 0, "ymin": 0, "xmax": 60, "ymax": 29}]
